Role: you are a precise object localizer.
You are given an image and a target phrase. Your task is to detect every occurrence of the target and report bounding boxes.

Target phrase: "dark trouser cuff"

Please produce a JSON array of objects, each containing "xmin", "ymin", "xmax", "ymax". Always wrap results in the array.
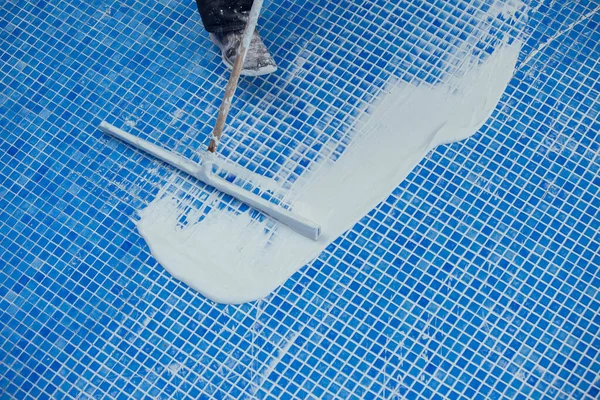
[{"xmin": 195, "ymin": 0, "xmax": 253, "ymax": 34}]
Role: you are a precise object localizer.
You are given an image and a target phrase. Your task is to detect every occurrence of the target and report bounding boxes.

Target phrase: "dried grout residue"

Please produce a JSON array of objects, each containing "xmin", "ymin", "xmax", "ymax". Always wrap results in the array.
[{"xmin": 136, "ymin": 38, "xmax": 522, "ymax": 304}]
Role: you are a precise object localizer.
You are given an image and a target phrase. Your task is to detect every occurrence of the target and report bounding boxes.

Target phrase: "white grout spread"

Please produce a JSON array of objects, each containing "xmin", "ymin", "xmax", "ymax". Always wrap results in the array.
[{"xmin": 137, "ymin": 40, "xmax": 522, "ymax": 304}]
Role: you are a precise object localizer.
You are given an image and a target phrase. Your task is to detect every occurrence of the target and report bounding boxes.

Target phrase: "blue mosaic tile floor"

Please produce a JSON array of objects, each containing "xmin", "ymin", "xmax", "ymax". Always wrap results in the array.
[{"xmin": 1, "ymin": 0, "xmax": 599, "ymax": 399}]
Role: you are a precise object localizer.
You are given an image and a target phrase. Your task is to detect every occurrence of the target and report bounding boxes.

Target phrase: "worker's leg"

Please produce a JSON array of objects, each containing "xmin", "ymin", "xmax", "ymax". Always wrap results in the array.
[
  {"xmin": 195, "ymin": 0, "xmax": 277, "ymax": 76},
  {"xmin": 195, "ymin": 0, "xmax": 253, "ymax": 33}
]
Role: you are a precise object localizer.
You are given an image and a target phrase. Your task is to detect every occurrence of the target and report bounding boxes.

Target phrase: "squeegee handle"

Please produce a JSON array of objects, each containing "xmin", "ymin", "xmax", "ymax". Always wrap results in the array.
[{"xmin": 208, "ymin": 0, "xmax": 265, "ymax": 153}]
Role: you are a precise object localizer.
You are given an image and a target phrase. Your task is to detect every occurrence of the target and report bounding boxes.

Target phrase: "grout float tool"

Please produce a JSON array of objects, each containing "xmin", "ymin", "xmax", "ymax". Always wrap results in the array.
[{"xmin": 98, "ymin": 122, "xmax": 321, "ymax": 240}]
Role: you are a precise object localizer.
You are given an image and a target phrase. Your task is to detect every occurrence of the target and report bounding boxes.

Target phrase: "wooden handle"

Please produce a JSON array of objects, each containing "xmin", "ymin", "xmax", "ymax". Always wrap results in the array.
[
  {"xmin": 207, "ymin": 42, "xmax": 248, "ymax": 153},
  {"xmin": 208, "ymin": 0, "xmax": 265, "ymax": 153}
]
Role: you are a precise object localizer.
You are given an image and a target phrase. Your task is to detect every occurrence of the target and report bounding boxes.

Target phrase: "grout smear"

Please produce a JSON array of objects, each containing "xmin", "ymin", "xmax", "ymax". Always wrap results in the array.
[{"xmin": 137, "ymin": 41, "xmax": 522, "ymax": 304}]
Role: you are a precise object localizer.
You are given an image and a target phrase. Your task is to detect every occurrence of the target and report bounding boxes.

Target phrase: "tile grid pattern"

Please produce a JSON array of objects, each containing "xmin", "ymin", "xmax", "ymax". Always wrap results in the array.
[{"xmin": 1, "ymin": 0, "xmax": 599, "ymax": 399}]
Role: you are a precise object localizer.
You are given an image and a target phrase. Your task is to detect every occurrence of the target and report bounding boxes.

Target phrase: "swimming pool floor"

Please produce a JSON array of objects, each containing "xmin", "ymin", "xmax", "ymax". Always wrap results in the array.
[{"xmin": 1, "ymin": 0, "xmax": 599, "ymax": 399}]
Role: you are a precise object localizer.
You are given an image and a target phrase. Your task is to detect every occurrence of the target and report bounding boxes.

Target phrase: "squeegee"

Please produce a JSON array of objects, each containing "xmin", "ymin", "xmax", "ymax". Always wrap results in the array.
[
  {"xmin": 99, "ymin": 0, "xmax": 321, "ymax": 240},
  {"xmin": 99, "ymin": 122, "xmax": 320, "ymax": 240}
]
